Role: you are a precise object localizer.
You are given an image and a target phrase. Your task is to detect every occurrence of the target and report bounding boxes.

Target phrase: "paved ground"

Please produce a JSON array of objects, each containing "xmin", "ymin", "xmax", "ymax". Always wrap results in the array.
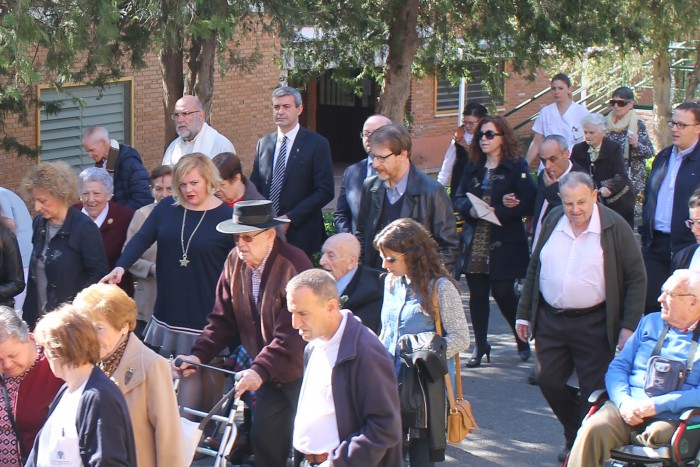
[{"xmin": 193, "ymin": 283, "xmax": 566, "ymax": 466}]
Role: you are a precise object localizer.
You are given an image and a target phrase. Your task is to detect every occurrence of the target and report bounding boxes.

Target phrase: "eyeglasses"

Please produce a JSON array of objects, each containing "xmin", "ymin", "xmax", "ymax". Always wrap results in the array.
[
  {"xmin": 170, "ymin": 110, "xmax": 201, "ymax": 120},
  {"xmin": 380, "ymin": 252, "xmax": 405, "ymax": 264},
  {"xmin": 686, "ymin": 219, "xmax": 700, "ymax": 229},
  {"xmin": 476, "ymin": 130, "xmax": 504, "ymax": 140},
  {"xmin": 233, "ymin": 229, "xmax": 267, "ymax": 243},
  {"xmin": 371, "ymin": 152, "xmax": 397, "ymax": 162},
  {"xmin": 661, "ymin": 288, "xmax": 697, "ymax": 299},
  {"xmin": 668, "ymin": 120, "xmax": 700, "ymax": 130},
  {"xmin": 360, "ymin": 131, "xmax": 373, "ymax": 139},
  {"xmin": 609, "ymin": 99, "xmax": 631, "ymax": 107}
]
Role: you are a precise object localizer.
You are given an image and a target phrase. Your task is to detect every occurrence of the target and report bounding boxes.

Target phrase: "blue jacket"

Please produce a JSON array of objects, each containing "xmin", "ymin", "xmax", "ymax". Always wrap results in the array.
[
  {"xmin": 453, "ymin": 156, "xmax": 536, "ymax": 280},
  {"xmin": 110, "ymin": 143, "xmax": 153, "ymax": 210},
  {"xmin": 24, "ymin": 207, "xmax": 108, "ymax": 329},
  {"xmin": 334, "ymin": 157, "xmax": 368, "ymax": 234},
  {"xmin": 641, "ymin": 142, "xmax": 700, "ymax": 253},
  {"xmin": 607, "ymin": 312, "xmax": 700, "ymax": 419},
  {"xmin": 299, "ymin": 312, "xmax": 403, "ymax": 467},
  {"xmin": 26, "ymin": 367, "xmax": 137, "ymax": 466}
]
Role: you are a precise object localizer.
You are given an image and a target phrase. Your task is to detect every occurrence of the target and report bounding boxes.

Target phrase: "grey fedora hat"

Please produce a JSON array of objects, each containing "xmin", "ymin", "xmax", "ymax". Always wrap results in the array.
[{"xmin": 216, "ymin": 200, "xmax": 289, "ymax": 234}]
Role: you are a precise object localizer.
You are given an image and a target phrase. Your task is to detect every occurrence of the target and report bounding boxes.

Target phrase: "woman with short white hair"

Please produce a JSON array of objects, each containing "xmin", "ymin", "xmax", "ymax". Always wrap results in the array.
[{"xmin": 571, "ymin": 113, "xmax": 636, "ymax": 226}]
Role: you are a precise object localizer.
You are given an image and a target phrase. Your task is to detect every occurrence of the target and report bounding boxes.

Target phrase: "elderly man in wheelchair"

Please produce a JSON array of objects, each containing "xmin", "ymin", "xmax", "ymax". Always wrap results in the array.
[{"xmin": 568, "ymin": 269, "xmax": 700, "ymax": 467}]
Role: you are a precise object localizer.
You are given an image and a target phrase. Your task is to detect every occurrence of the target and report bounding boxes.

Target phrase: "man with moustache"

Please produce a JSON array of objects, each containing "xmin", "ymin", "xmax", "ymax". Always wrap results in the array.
[
  {"xmin": 175, "ymin": 200, "xmax": 311, "ymax": 467},
  {"xmin": 162, "ymin": 95, "xmax": 235, "ymax": 165},
  {"xmin": 334, "ymin": 114, "xmax": 392, "ymax": 234}
]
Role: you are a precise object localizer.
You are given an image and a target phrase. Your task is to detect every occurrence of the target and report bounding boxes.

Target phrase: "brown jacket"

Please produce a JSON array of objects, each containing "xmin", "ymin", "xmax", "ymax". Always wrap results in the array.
[
  {"xmin": 112, "ymin": 334, "xmax": 186, "ymax": 467},
  {"xmin": 192, "ymin": 237, "xmax": 312, "ymax": 383}
]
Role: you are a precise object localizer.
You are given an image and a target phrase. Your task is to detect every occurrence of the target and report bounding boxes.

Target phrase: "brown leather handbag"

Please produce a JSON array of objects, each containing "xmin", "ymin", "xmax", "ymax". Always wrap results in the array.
[{"xmin": 433, "ymin": 281, "xmax": 478, "ymax": 444}]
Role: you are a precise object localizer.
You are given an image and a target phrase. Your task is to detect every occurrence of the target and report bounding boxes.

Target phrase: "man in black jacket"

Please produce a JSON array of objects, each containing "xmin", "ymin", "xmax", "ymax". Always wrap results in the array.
[
  {"xmin": 319, "ymin": 233, "xmax": 383, "ymax": 333},
  {"xmin": 355, "ymin": 123, "xmax": 458, "ymax": 270}
]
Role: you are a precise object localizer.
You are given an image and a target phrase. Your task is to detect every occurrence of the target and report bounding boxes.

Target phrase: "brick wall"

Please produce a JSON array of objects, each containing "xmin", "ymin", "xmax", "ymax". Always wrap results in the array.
[{"xmin": 0, "ymin": 30, "xmax": 281, "ymax": 194}]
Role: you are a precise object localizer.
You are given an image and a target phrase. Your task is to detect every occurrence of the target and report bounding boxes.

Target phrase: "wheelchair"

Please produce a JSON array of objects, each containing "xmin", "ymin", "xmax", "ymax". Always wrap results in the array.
[{"xmin": 565, "ymin": 389, "xmax": 700, "ymax": 466}]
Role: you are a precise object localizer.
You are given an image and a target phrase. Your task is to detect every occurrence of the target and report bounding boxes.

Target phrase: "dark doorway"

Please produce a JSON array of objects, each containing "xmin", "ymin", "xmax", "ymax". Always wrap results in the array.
[{"xmin": 316, "ymin": 72, "xmax": 378, "ymax": 164}]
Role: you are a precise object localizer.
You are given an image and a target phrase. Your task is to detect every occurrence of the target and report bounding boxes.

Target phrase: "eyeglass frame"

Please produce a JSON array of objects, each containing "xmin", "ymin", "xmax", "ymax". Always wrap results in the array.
[
  {"xmin": 661, "ymin": 288, "xmax": 697, "ymax": 300},
  {"xmin": 668, "ymin": 120, "xmax": 700, "ymax": 130},
  {"xmin": 370, "ymin": 152, "xmax": 398, "ymax": 163},
  {"xmin": 360, "ymin": 131, "xmax": 373, "ymax": 139},
  {"xmin": 686, "ymin": 219, "xmax": 700, "ymax": 229},
  {"xmin": 170, "ymin": 110, "xmax": 202, "ymax": 120},
  {"xmin": 380, "ymin": 252, "xmax": 406, "ymax": 264},
  {"xmin": 233, "ymin": 229, "xmax": 268, "ymax": 243}
]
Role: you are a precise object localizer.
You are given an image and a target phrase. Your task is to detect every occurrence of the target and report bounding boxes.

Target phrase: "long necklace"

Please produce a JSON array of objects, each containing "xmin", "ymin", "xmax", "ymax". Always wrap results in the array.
[{"xmin": 180, "ymin": 207, "xmax": 207, "ymax": 267}]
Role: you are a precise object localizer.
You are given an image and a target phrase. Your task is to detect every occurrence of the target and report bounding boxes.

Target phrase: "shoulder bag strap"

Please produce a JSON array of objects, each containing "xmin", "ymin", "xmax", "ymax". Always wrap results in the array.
[
  {"xmin": 650, "ymin": 323, "xmax": 670, "ymax": 357},
  {"xmin": 683, "ymin": 326, "xmax": 700, "ymax": 381},
  {"xmin": 0, "ymin": 374, "xmax": 28, "ymax": 456},
  {"xmin": 432, "ymin": 279, "xmax": 464, "ymax": 405}
]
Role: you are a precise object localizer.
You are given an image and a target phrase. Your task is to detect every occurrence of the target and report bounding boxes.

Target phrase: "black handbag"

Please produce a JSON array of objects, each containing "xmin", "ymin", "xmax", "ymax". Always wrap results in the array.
[{"xmin": 644, "ymin": 324, "xmax": 700, "ymax": 397}]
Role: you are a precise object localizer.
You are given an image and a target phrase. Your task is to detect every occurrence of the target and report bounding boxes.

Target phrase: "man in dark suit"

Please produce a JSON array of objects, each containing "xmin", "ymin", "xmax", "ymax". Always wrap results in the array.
[
  {"xmin": 319, "ymin": 233, "xmax": 383, "ymax": 334},
  {"xmin": 250, "ymin": 86, "xmax": 335, "ymax": 257},
  {"xmin": 640, "ymin": 102, "xmax": 700, "ymax": 313},
  {"xmin": 355, "ymin": 123, "xmax": 459, "ymax": 271},
  {"xmin": 334, "ymin": 114, "xmax": 392, "ymax": 234},
  {"xmin": 531, "ymin": 134, "xmax": 585, "ymax": 248}
]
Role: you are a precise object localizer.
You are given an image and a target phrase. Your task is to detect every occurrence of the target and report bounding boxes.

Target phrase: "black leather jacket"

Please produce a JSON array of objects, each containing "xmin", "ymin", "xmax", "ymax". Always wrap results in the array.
[
  {"xmin": 399, "ymin": 331, "xmax": 447, "ymax": 462},
  {"xmin": 0, "ymin": 226, "xmax": 24, "ymax": 307}
]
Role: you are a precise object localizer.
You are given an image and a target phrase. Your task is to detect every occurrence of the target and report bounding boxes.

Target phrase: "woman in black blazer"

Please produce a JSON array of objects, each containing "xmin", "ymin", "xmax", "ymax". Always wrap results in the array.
[
  {"xmin": 571, "ymin": 113, "xmax": 635, "ymax": 227},
  {"xmin": 453, "ymin": 116, "xmax": 536, "ymax": 367}
]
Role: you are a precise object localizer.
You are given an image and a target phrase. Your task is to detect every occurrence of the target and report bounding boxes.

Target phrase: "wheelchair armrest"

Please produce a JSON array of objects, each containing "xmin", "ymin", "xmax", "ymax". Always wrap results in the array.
[
  {"xmin": 679, "ymin": 407, "xmax": 700, "ymax": 422},
  {"xmin": 588, "ymin": 389, "xmax": 608, "ymax": 405}
]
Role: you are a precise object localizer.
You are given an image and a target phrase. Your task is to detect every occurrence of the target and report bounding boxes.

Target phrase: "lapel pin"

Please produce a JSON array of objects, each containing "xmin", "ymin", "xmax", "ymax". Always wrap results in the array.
[{"xmin": 125, "ymin": 367, "xmax": 135, "ymax": 385}]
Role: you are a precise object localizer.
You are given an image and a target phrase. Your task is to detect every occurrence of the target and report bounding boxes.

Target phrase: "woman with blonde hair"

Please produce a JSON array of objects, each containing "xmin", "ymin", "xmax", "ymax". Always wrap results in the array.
[
  {"xmin": 26, "ymin": 304, "xmax": 136, "ymax": 466},
  {"xmin": 21, "ymin": 161, "xmax": 108, "ymax": 328},
  {"xmin": 73, "ymin": 283, "xmax": 185, "ymax": 467},
  {"xmin": 103, "ymin": 153, "xmax": 234, "ymax": 416}
]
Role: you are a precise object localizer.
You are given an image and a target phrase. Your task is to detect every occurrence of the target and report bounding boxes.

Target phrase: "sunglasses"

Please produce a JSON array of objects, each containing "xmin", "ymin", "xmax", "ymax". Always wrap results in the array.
[
  {"xmin": 381, "ymin": 252, "xmax": 405, "ymax": 264},
  {"xmin": 609, "ymin": 99, "xmax": 630, "ymax": 107},
  {"xmin": 477, "ymin": 130, "xmax": 504, "ymax": 140},
  {"xmin": 233, "ymin": 229, "xmax": 267, "ymax": 243}
]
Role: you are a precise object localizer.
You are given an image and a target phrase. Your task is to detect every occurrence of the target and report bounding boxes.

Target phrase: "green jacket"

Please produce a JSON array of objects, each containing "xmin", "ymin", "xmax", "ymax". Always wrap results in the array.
[{"xmin": 516, "ymin": 203, "xmax": 646, "ymax": 349}]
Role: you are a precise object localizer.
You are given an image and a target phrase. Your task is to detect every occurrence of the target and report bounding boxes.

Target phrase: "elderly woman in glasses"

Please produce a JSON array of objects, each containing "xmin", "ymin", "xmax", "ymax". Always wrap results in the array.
[
  {"xmin": 0, "ymin": 307, "xmax": 63, "ymax": 466},
  {"xmin": 571, "ymin": 113, "xmax": 636, "ymax": 227},
  {"xmin": 78, "ymin": 167, "xmax": 135, "ymax": 297},
  {"xmin": 453, "ymin": 115, "xmax": 535, "ymax": 368},
  {"xmin": 605, "ymin": 87, "xmax": 655, "ymax": 196},
  {"xmin": 21, "ymin": 161, "xmax": 108, "ymax": 329}
]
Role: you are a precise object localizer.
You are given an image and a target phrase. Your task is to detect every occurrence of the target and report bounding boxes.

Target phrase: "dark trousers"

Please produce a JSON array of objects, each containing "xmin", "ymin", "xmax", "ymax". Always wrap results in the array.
[
  {"xmin": 251, "ymin": 379, "xmax": 302, "ymax": 467},
  {"xmin": 643, "ymin": 232, "xmax": 672, "ymax": 314},
  {"xmin": 534, "ymin": 304, "xmax": 614, "ymax": 447},
  {"xmin": 465, "ymin": 274, "xmax": 522, "ymax": 350}
]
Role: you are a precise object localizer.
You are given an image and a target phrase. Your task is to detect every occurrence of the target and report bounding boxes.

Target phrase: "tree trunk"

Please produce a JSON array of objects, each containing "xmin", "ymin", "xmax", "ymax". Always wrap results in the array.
[
  {"xmin": 652, "ymin": 48, "xmax": 672, "ymax": 149},
  {"xmin": 185, "ymin": 35, "xmax": 217, "ymax": 124},
  {"xmin": 376, "ymin": 0, "xmax": 420, "ymax": 125},
  {"xmin": 684, "ymin": 41, "xmax": 700, "ymax": 102},
  {"xmin": 159, "ymin": 45, "xmax": 184, "ymax": 149}
]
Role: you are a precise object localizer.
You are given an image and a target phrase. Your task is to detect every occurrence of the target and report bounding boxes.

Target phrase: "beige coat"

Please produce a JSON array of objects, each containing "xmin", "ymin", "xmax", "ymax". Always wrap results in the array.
[
  {"xmin": 111, "ymin": 334, "xmax": 187, "ymax": 467},
  {"xmin": 125, "ymin": 203, "xmax": 157, "ymax": 322}
]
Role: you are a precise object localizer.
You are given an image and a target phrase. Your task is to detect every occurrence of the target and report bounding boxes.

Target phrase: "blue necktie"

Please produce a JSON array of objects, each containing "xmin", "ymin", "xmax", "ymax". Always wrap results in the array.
[{"xmin": 270, "ymin": 136, "xmax": 287, "ymax": 213}]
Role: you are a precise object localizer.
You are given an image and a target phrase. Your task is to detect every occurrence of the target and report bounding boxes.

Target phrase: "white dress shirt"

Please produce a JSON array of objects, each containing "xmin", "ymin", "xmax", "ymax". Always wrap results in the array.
[
  {"xmin": 82, "ymin": 203, "xmax": 109, "ymax": 228},
  {"xmin": 293, "ymin": 310, "xmax": 349, "ymax": 456},
  {"xmin": 272, "ymin": 123, "xmax": 301, "ymax": 173},
  {"xmin": 538, "ymin": 204, "xmax": 606, "ymax": 309}
]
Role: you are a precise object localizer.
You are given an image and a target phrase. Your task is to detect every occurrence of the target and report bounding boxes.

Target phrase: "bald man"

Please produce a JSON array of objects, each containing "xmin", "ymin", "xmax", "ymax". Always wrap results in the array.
[
  {"xmin": 163, "ymin": 95, "xmax": 235, "ymax": 165},
  {"xmin": 319, "ymin": 233, "xmax": 383, "ymax": 333}
]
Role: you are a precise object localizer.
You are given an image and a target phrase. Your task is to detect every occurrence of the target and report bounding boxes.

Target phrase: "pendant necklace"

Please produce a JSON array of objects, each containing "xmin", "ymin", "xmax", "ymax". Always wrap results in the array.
[{"xmin": 180, "ymin": 207, "xmax": 207, "ymax": 267}]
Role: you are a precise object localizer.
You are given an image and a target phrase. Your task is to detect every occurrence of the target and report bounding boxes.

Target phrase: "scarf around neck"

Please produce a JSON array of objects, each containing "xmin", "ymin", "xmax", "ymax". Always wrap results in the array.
[{"xmin": 606, "ymin": 108, "xmax": 639, "ymax": 163}]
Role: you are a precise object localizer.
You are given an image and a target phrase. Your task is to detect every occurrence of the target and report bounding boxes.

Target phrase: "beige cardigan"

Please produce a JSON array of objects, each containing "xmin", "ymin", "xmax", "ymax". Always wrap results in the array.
[{"xmin": 111, "ymin": 334, "xmax": 187, "ymax": 467}]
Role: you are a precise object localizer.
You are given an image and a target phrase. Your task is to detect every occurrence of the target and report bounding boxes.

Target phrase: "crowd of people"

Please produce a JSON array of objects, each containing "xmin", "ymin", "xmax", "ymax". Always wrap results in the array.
[{"xmin": 0, "ymin": 76, "xmax": 697, "ymax": 467}]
